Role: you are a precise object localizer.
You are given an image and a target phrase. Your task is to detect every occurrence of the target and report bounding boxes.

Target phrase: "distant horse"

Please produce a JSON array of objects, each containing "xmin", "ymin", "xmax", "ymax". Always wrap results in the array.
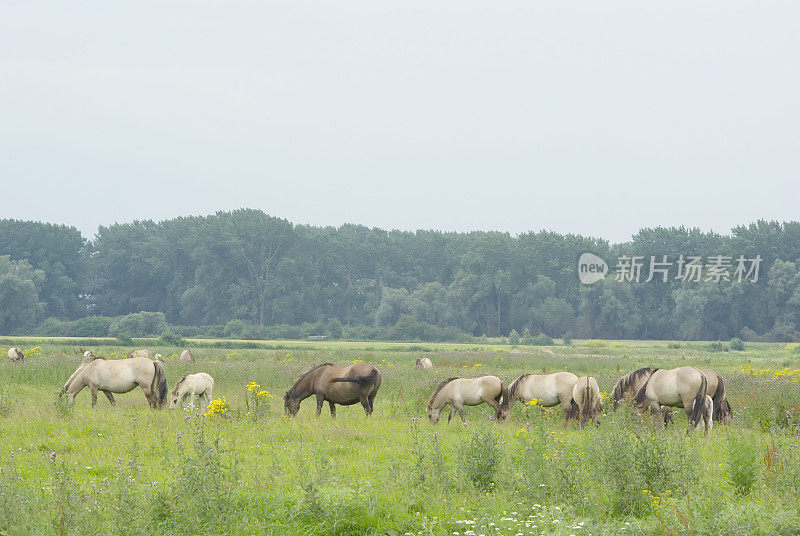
[
  {"xmin": 284, "ymin": 363, "xmax": 382, "ymax": 418},
  {"xmin": 7, "ymin": 347, "xmax": 24, "ymax": 363},
  {"xmin": 692, "ymin": 394, "xmax": 714, "ymax": 436},
  {"xmin": 180, "ymin": 349, "xmax": 195, "ymax": 363},
  {"xmin": 498, "ymin": 372, "xmax": 579, "ymax": 422},
  {"xmin": 427, "ymin": 376, "xmax": 506, "ymax": 424},
  {"xmin": 128, "ymin": 349, "xmax": 153, "ymax": 359},
  {"xmin": 567, "ymin": 375, "xmax": 603, "ymax": 426},
  {"xmin": 170, "ymin": 373, "xmax": 214, "ymax": 410},
  {"xmin": 633, "ymin": 366, "xmax": 707, "ymax": 432},
  {"xmin": 61, "ymin": 357, "xmax": 167, "ymax": 408},
  {"xmin": 415, "ymin": 357, "xmax": 433, "ymax": 370},
  {"xmin": 613, "ymin": 367, "xmax": 732, "ymax": 423}
]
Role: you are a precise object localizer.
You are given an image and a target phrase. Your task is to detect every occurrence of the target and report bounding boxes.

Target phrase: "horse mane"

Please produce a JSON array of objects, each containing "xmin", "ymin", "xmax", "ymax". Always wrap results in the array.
[
  {"xmin": 612, "ymin": 367, "xmax": 656, "ymax": 404},
  {"xmin": 427, "ymin": 377, "xmax": 458, "ymax": 410},
  {"xmin": 631, "ymin": 370, "xmax": 656, "ymax": 407},
  {"xmin": 503, "ymin": 374, "xmax": 530, "ymax": 409},
  {"xmin": 172, "ymin": 373, "xmax": 190, "ymax": 396},
  {"xmin": 288, "ymin": 363, "xmax": 334, "ymax": 396}
]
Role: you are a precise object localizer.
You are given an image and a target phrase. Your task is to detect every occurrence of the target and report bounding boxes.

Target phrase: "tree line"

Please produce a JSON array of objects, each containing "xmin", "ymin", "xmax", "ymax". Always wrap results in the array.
[{"xmin": 1, "ymin": 210, "xmax": 799, "ymax": 342}]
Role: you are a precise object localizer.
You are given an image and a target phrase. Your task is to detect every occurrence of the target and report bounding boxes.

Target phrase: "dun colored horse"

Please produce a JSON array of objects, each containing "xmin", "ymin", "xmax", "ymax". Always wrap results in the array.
[
  {"xmin": 633, "ymin": 366, "xmax": 708, "ymax": 432},
  {"xmin": 612, "ymin": 367, "xmax": 732, "ymax": 423},
  {"xmin": 415, "ymin": 357, "xmax": 433, "ymax": 369},
  {"xmin": 170, "ymin": 372, "xmax": 214, "ymax": 409},
  {"xmin": 284, "ymin": 363, "xmax": 382, "ymax": 418},
  {"xmin": 498, "ymin": 372, "xmax": 579, "ymax": 422},
  {"xmin": 7, "ymin": 347, "xmax": 24, "ymax": 363},
  {"xmin": 566, "ymin": 375, "xmax": 603, "ymax": 426},
  {"xmin": 427, "ymin": 376, "xmax": 506, "ymax": 424},
  {"xmin": 61, "ymin": 356, "xmax": 167, "ymax": 407}
]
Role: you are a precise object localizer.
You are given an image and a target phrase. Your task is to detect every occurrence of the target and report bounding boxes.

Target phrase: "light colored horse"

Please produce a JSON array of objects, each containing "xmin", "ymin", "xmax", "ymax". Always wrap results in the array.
[
  {"xmin": 692, "ymin": 394, "xmax": 714, "ymax": 436},
  {"xmin": 498, "ymin": 372, "xmax": 579, "ymax": 422},
  {"xmin": 128, "ymin": 349, "xmax": 153, "ymax": 359},
  {"xmin": 180, "ymin": 349, "xmax": 195, "ymax": 363},
  {"xmin": 7, "ymin": 347, "xmax": 24, "ymax": 363},
  {"xmin": 284, "ymin": 363, "xmax": 382, "ymax": 418},
  {"xmin": 568, "ymin": 375, "xmax": 603, "ymax": 426},
  {"xmin": 170, "ymin": 373, "xmax": 214, "ymax": 409},
  {"xmin": 427, "ymin": 376, "xmax": 507, "ymax": 424},
  {"xmin": 633, "ymin": 366, "xmax": 707, "ymax": 432},
  {"xmin": 613, "ymin": 367, "xmax": 732, "ymax": 423},
  {"xmin": 61, "ymin": 356, "xmax": 167, "ymax": 407},
  {"xmin": 415, "ymin": 357, "xmax": 433, "ymax": 369}
]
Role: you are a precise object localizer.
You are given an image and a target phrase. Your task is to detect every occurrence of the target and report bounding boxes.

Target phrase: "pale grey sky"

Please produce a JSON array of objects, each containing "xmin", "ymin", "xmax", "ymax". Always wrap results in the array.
[{"xmin": 2, "ymin": 1, "xmax": 798, "ymax": 244}]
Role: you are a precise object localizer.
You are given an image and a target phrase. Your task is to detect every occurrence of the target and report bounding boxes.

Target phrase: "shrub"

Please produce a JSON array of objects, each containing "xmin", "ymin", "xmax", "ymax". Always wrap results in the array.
[
  {"xmin": 728, "ymin": 436, "xmax": 759, "ymax": 495},
  {"xmin": 158, "ymin": 331, "xmax": 184, "ymax": 346},
  {"xmin": 109, "ymin": 312, "xmax": 168, "ymax": 337},
  {"xmin": 730, "ymin": 337, "xmax": 745, "ymax": 351},
  {"xmin": 531, "ymin": 333, "xmax": 553, "ymax": 346},
  {"xmin": 562, "ymin": 331, "xmax": 573, "ymax": 345},
  {"xmin": 115, "ymin": 332, "xmax": 134, "ymax": 345},
  {"xmin": 458, "ymin": 431, "xmax": 501, "ymax": 491},
  {"xmin": 508, "ymin": 329, "xmax": 520, "ymax": 345}
]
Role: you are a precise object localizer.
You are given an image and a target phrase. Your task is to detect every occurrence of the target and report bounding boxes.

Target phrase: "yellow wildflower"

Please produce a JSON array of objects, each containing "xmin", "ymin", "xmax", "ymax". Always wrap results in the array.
[{"xmin": 204, "ymin": 397, "xmax": 228, "ymax": 418}]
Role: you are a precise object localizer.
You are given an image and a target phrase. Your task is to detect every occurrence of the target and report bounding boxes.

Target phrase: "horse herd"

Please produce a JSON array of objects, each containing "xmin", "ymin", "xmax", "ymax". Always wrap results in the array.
[{"xmin": 47, "ymin": 349, "xmax": 733, "ymax": 435}]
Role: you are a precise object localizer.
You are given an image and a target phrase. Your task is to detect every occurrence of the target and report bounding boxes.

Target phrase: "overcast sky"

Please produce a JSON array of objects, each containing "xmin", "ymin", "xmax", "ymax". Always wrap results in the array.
[{"xmin": 2, "ymin": 2, "xmax": 798, "ymax": 244}]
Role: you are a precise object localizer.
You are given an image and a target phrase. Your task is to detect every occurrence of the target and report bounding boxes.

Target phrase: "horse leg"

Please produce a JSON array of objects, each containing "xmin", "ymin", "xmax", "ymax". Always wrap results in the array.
[
  {"xmin": 90, "ymin": 386, "xmax": 99, "ymax": 407},
  {"xmin": 103, "ymin": 391, "xmax": 116, "ymax": 405},
  {"xmin": 359, "ymin": 393, "xmax": 372, "ymax": 416},
  {"xmin": 454, "ymin": 402, "xmax": 467, "ymax": 424},
  {"xmin": 447, "ymin": 406, "xmax": 455, "ymax": 423},
  {"xmin": 188, "ymin": 392, "xmax": 196, "ymax": 409},
  {"xmin": 329, "ymin": 401, "xmax": 336, "ymax": 419},
  {"xmin": 367, "ymin": 390, "xmax": 378, "ymax": 415},
  {"xmin": 143, "ymin": 389, "xmax": 155, "ymax": 408},
  {"xmin": 315, "ymin": 395, "xmax": 324, "ymax": 417}
]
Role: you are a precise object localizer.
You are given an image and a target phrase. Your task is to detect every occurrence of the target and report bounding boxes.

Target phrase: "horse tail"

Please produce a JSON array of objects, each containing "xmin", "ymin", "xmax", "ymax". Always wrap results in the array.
[
  {"xmin": 710, "ymin": 373, "xmax": 731, "ymax": 422},
  {"xmin": 331, "ymin": 368, "xmax": 379, "ymax": 386},
  {"xmin": 151, "ymin": 361, "xmax": 168, "ymax": 408},
  {"xmin": 502, "ymin": 374, "xmax": 526, "ymax": 410},
  {"xmin": 688, "ymin": 370, "xmax": 708, "ymax": 426},
  {"xmin": 582, "ymin": 375, "xmax": 592, "ymax": 422},
  {"xmin": 497, "ymin": 381, "xmax": 508, "ymax": 403}
]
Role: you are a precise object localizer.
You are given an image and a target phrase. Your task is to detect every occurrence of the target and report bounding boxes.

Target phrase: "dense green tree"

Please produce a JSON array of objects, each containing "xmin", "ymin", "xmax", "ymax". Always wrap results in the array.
[{"xmin": 0, "ymin": 256, "xmax": 45, "ymax": 333}]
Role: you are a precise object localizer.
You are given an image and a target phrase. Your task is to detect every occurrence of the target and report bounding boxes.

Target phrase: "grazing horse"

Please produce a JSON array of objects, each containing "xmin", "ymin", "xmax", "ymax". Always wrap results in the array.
[
  {"xmin": 498, "ymin": 372, "xmax": 579, "ymax": 422},
  {"xmin": 611, "ymin": 368, "xmax": 657, "ymax": 410},
  {"xmin": 7, "ymin": 347, "xmax": 24, "ymax": 363},
  {"xmin": 427, "ymin": 376, "xmax": 507, "ymax": 424},
  {"xmin": 180, "ymin": 349, "xmax": 195, "ymax": 363},
  {"xmin": 692, "ymin": 394, "xmax": 714, "ymax": 436},
  {"xmin": 567, "ymin": 375, "xmax": 603, "ymax": 426},
  {"xmin": 284, "ymin": 363, "xmax": 382, "ymax": 418},
  {"xmin": 127, "ymin": 349, "xmax": 153, "ymax": 359},
  {"xmin": 61, "ymin": 357, "xmax": 168, "ymax": 408},
  {"xmin": 415, "ymin": 357, "xmax": 433, "ymax": 370},
  {"xmin": 613, "ymin": 367, "xmax": 732, "ymax": 423},
  {"xmin": 633, "ymin": 366, "xmax": 707, "ymax": 432},
  {"xmin": 170, "ymin": 373, "xmax": 214, "ymax": 409}
]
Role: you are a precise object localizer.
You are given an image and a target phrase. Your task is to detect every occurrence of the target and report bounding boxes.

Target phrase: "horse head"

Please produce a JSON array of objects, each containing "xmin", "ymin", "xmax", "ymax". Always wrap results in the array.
[{"xmin": 284, "ymin": 391, "xmax": 300, "ymax": 416}]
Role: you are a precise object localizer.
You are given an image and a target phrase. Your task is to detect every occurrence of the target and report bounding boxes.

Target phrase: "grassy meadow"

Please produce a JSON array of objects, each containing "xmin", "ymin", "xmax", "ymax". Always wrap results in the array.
[{"xmin": 1, "ymin": 338, "xmax": 800, "ymax": 535}]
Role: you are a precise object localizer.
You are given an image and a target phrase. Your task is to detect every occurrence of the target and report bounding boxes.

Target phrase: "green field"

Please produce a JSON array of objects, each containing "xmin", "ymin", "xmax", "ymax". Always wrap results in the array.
[{"xmin": 1, "ymin": 339, "xmax": 799, "ymax": 536}]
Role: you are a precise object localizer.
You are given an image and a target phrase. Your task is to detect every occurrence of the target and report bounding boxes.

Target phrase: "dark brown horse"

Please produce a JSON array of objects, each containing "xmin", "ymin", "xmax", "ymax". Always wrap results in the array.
[{"xmin": 284, "ymin": 363, "xmax": 382, "ymax": 418}]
